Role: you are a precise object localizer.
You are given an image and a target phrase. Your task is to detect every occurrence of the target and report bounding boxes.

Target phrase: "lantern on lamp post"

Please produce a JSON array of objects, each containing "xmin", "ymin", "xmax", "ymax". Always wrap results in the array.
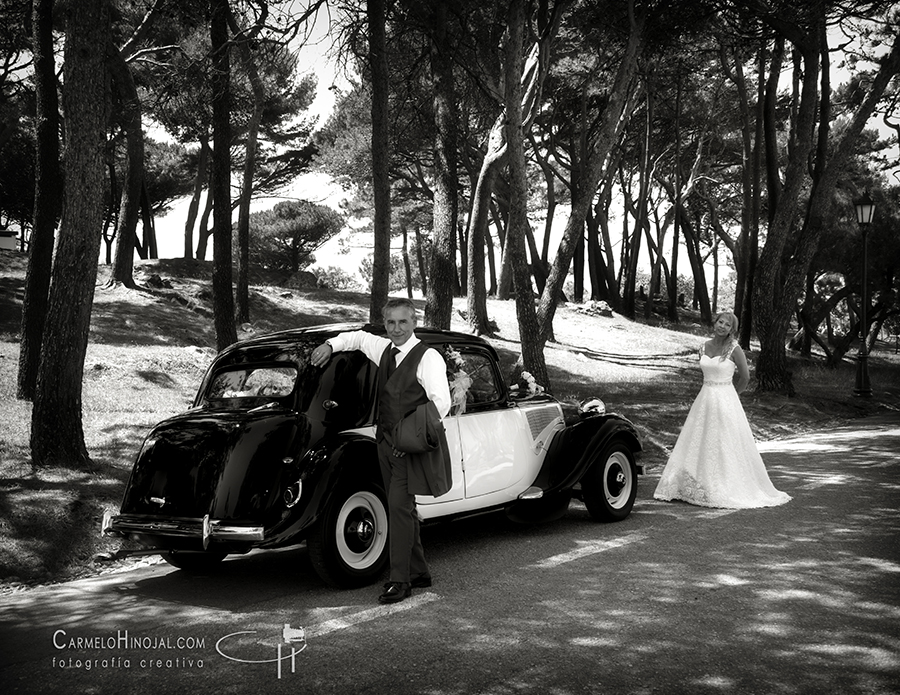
[{"xmin": 853, "ymin": 191, "xmax": 874, "ymax": 398}]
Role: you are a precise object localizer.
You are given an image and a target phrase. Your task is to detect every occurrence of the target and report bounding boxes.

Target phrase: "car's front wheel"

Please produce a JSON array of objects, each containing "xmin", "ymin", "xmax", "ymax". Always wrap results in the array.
[
  {"xmin": 307, "ymin": 482, "xmax": 389, "ymax": 588},
  {"xmin": 581, "ymin": 440, "xmax": 637, "ymax": 522}
]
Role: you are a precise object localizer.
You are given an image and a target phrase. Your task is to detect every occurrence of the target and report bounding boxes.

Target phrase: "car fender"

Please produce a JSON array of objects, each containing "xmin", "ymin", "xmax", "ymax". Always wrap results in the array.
[
  {"xmin": 530, "ymin": 413, "xmax": 642, "ymax": 496},
  {"xmin": 260, "ymin": 433, "xmax": 381, "ymax": 547}
]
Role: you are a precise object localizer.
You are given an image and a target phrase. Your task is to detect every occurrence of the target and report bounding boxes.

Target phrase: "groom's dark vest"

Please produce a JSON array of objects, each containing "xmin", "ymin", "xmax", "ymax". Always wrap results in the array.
[
  {"xmin": 374, "ymin": 340, "xmax": 452, "ymax": 498},
  {"xmin": 375, "ymin": 341, "xmax": 430, "ymax": 441}
]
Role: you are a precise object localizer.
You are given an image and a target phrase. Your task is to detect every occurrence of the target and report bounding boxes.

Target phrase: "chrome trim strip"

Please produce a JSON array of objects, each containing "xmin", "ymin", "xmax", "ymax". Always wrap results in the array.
[{"xmin": 202, "ymin": 514, "xmax": 211, "ymax": 549}]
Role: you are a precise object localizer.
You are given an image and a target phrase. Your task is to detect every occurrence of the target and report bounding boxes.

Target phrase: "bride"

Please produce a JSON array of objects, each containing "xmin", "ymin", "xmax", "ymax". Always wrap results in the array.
[{"xmin": 653, "ymin": 312, "xmax": 791, "ymax": 509}]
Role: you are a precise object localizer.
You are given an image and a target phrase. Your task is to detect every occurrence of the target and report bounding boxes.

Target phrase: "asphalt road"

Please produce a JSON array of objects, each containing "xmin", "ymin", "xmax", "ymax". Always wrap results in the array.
[{"xmin": 2, "ymin": 412, "xmax": 898, "ymax": 695}]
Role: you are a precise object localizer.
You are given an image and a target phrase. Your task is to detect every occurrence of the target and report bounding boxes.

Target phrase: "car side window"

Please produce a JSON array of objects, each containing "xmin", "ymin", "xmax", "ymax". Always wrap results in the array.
[
  {"xmin": 208, "ymin": 366, "xmax": 297, "ymax": 399},
  {"xmin": 464, "ymin": 352, "xmax": 501, "ymax": 405},
  {"xmin": 297, "ymin": 350, "xmax": 377, "ymax": 426},
  {"xmin": 445, "ymin": 345, "xmax": 502, "ymax": 414}
]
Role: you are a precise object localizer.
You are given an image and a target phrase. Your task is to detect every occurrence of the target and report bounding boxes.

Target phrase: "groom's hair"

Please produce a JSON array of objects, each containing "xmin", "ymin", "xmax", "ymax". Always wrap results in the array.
[{"xmin": 382, "ymin": 297, "xmax": 417, "ymax": 320}]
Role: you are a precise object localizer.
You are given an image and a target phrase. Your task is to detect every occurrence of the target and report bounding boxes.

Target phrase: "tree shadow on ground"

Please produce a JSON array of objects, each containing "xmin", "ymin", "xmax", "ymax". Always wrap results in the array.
[{"xmin": 0, "ymin": 465, "xmax": 131, "ymax": 584}]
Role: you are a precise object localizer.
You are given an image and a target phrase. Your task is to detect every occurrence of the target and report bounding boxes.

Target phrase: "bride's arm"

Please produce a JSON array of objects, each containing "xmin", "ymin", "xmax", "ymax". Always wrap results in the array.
[{"xmin": 731, "ymin": 345, "xmax": 750, "ymax": 393}]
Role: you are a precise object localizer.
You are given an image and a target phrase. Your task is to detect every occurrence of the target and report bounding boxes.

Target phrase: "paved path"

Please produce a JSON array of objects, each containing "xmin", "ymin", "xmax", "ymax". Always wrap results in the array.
[{"xmin": 1, "ymin": 412, "xmax": 898, "ymax": 695}]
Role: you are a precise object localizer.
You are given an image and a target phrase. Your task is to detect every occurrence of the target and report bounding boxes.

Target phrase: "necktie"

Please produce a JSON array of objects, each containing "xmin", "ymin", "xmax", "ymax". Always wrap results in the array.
[{"xmin": 387, "ymin": 346, "xmax": 400, "ymax": 377}]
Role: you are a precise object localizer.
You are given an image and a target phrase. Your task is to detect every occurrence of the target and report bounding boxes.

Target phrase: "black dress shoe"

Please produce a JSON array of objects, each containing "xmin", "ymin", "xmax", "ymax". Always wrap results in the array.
[
  {"xmin": 378, "ymin": 582, "xmax": 411, "ymax": 604},
  {"xmin": 410, "ymin": 573, "xmax": 432, "ymax": 588}
]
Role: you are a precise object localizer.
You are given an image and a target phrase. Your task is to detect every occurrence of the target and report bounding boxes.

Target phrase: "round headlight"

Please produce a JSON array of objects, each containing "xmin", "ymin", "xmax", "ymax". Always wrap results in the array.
[{"xmin": 579, "ymin": 398, "xmax": 606, "ymax": 417}]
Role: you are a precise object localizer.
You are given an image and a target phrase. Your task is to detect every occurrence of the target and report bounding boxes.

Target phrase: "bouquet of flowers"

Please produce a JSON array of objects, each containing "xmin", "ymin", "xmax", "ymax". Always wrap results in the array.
[
  {"xmin": 444, "ymin": 347, "xmax": 473, "ymax": 415},
  {"xmin": 510, "ymin": 370, "xmax": 545, "ymax": 397}
]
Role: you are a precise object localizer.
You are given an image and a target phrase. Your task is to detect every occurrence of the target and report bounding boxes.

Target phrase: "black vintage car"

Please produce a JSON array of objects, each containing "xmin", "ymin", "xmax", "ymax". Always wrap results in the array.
[{"xmin": 102, "ymin": 324, "xmax": 643, "ymax": 587}]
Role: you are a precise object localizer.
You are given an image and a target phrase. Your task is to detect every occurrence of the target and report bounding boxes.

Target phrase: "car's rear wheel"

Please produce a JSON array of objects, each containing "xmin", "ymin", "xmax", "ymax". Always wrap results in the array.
[
  {"xmin": 162, "ymin": 550, "xmax": 228, "ymax": 571},
  {"xmin": 582, "ymin": 440, "xmax": 637, "ymax": 521},
  {"xmin": 307, "ymin": 482, "xmax": 389, "ymax": 588}
]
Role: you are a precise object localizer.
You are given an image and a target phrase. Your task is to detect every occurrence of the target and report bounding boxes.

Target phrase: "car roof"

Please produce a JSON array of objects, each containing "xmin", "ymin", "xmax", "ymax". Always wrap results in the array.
[{"xmin": 218, "ymin": 322, "xmax": 497, "ymax": 358}]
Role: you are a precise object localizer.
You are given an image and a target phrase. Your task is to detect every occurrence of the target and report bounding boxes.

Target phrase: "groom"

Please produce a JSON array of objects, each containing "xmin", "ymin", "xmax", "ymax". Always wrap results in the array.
[{"xmin": 309, "ymin": 298, "xmax": 451, "ymax": 604}]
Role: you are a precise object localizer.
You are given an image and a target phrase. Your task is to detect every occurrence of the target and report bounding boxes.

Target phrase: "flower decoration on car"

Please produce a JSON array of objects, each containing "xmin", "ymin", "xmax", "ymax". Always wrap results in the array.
[
  {"xmin": 510, "ymin": 370, "xmax": 545, "ymax": 398},
  {"xmin": 444, "ymin": 346, "xmax": 473, "ymax": 415}
]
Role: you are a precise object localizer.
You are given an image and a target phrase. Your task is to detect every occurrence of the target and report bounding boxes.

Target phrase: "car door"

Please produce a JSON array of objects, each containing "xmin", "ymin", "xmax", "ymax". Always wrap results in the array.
[
  {"xmin": 415, "ymin": 342, "xmax": 563, "ymax": 517},
  {"xmin": 451, "ymin": 347, "xmax": 565, "ymax": 503},
  {"xmin": 449, "ymin": 348, "xmax": 520, "ymax": 499},
  {"xmin": 417, "ymin": 344, "xmax": 507, "ymax": 508}
]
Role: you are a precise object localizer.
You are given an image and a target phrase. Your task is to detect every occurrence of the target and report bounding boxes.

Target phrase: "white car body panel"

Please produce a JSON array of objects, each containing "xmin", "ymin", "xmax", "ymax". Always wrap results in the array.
[{"xmin": 341, "ymin": 401, "xmax": 565, "ymax": 519}]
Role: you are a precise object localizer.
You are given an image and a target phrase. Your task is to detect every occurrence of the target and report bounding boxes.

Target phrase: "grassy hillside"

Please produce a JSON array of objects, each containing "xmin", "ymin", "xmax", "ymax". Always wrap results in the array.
[{"xmin": 1, "ymin": 249, "xmax": 897, "ymax": 592}]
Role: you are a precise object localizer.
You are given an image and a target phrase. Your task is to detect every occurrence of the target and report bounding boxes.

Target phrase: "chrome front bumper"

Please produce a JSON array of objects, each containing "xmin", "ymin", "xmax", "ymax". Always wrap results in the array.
[{"xmin": 101, "ymin": 511, "xmax": 264, "ymax": 549}]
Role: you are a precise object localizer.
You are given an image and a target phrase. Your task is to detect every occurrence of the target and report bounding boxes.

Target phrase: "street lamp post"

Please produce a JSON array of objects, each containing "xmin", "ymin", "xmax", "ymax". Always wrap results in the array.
[{"xmin": 853, "ymin": 192, "xmax": 874, "ymax": 398}]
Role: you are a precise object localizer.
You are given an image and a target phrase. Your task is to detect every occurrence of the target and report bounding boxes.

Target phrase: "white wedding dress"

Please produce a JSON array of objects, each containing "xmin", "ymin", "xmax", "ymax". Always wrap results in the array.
[{"xmin": 653, "ymin": 347, "xmax": 791, "ymax": 509}]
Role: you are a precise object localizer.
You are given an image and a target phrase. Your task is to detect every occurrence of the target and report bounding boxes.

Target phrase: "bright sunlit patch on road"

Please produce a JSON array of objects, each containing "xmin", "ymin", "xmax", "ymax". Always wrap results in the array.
[
  {"xmin": 756, "ymin": 442, "xmax": 839, "ymax": 453},
  {"xmin": 756, "ymin": 588, "xmax": 850, "ymax": 610},
  {"xmin": 794, "ymin": 473, "xmax": 854, "ymax": 490},
  {"xmin": 747, "ymin": 622, "xmax": 792, "ymax": 637},
  {"xmin": 714, "ymin": 574, "xmax": 750, "ymax": 586},
  {"xmin": 757, "ymin": 427, "xmax": 900, "ymax": 454},
  {"xmin": 694, "ymin": 675, "xmax": 737, "ymax": 688},
  {"xmin": 528, "ymin": 533, "xmax": 647, "ymax": 569},
  {"xmin": 798, "ymin": 643, "xmax": 900, "ymax": 668},
  {"xmin": 857, "ymin": 557, "xmax": 900, "ymax": 573},
  {"xmin": 303, "ymin": 592, "xmax": 440, "ymax": 638},
  {"xmin": 854, "ymin": 601, "xmax": 900, "ymax": 619},
  {"xmin": 639, "ymin": 499, "xmax": 740, "ymax": 520},
  {"xmin": 570, "ymin": 636, "xmax": 618, "ymax": 647}
]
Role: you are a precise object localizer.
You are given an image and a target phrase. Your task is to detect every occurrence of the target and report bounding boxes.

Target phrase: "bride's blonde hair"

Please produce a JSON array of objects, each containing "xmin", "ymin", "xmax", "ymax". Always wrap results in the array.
[{"xmin": 715, "ymin": 311, "xmax": 740, "ymax": 340}]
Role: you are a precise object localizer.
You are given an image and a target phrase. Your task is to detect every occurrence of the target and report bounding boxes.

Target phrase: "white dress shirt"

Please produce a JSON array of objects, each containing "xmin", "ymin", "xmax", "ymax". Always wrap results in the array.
[{"xmin": 327, "ymin": 332, "xmax": 451, "ymax": 419}]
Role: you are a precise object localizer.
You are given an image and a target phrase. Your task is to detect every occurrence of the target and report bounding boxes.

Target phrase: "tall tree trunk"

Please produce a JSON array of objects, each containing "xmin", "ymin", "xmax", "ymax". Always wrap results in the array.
[
  {"xmin": 414, "ymin": 226, "xmax": 427, "ymax": 296},
  {"xmin": 596, "ymin": 184, "xmax": 622, "ymax": 310},
  {"xmin": 235, "ymin": 113, "xmax": 259, "ymax": 324},
  {"xmin": 752, "ymin": 32, "xmax": 818, "ymax": 393},
  {"xmin": 108, "ymin": 43, "xmax": 143, "ymax": 289},
  {"xmin": 627, "ymin": 103, "xmax": 653, "ymax": 319},
  {"xmin": 210, "ymin": 0, "xmax": 237, "ymax": 350},
  {"xmin": 525, "ymin": 219, "xmax": 547, "ymax": 295},
  {"xmin": 758, "ymin": 26, "xmax": 900, "ymax": 391},
  {"xmin": 368, "ymin": 0, "xmax": 391, "ymax": 322},
  {"xmin": 468, "ymin": 6, "xmax": 562, "ymax": 327},
  {"xmin": 31, "ymin": 0, "xmax": 110, "ymax": 468},
  {"xmin": 466, "ymin": 116, "xmax": 504, "ymax": 333},
  {"xmin": 401, "ymin": 227, "xmax": 413, "ymax": 298},
  {"xmin": 183, "ymin": 135, "xmax": 210, "ymax": 259},
  {"xmin": 496, "ymin": 223, "xmax": 513, "ymax": 300},
  {"xmin": 572, "ymin": 229, "xmax": 584, "ymax": 303},
  {"xmin": 535, "ymin": 2, "xmax": 645, "ymax": 341},
  {"xmin": 195, "ymin": 179, "xmax": 215, "ymax": 261},
  {"xmin": 740, "ymin": 42, "xmax": 765, "ymax": 349},
  {"xmin": 485, "ymin": 223, "xmax": 498, "ymax": 296},
  {"xmin": 679, "ymin": 207, "xmax": 712, "ymax": 322},
  {"xmin": 667, "ymin": 77, "xmax": 681, "ymax": 322},
  {"xmin": 17, "ymin": 0, "xmax": 62, "ymax": 401},
  {"xmin": 529, "ymin": 132, "xmax": 556, "ymax": 268},
  {"xmin": 505, "ymin": 0, "xmax": 549, "ymax": 389},
  {"xmin": 424, "ymin": 0, "xmax": 457, "ymax": 330},
  {"xmin": 796, "ymin": 270, "xmax": 815, "ymax": 356},
  {"xmin": 140, "ymin": 179, "xmax": 157, "ymax": 258},
  {"xmin": 586, "ymin": 208, "xmax": 606, "ymax": 301},
  {"xmin": 101, "ymin": 161, "xmax": 119, "ymax": 265},
  {"xmin": 228, "ymin": 8, "xmax": 266, "ymax": 325}
]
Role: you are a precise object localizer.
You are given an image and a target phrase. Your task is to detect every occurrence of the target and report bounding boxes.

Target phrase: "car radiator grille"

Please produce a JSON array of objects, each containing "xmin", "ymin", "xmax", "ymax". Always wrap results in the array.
[{"xmin": 524, "ymin": 405, "xmax": 561, "ymax": 441}]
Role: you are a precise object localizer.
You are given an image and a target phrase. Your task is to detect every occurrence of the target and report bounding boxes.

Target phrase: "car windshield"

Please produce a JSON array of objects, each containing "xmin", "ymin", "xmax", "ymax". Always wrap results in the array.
[{"xmin": 207, "ymin": 365, "xmax": 298, "ymax": 401}]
